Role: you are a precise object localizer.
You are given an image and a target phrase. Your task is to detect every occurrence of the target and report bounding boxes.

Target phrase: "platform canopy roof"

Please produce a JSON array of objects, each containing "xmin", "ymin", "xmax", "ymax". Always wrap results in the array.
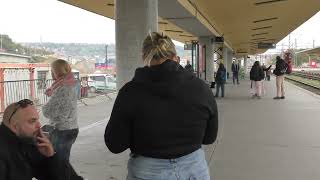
[{"xmin": 59, "ymin": 0, "xmax": 320, "ymax": 55}]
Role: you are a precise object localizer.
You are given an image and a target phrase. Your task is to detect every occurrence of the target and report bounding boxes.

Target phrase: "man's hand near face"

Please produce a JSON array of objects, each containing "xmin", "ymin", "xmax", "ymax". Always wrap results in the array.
[{"xmin": 36, "ymin": 129, "xmax": 55, "ymax": 157}]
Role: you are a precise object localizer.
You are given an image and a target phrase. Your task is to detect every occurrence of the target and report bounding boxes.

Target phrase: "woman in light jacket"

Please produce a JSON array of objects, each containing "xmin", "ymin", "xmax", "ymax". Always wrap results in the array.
[
  {"xmin": 105, "ymin": 32, "xmax": 218, "ymax": 180},
  {"xmin": 42, "ymin": 59, "xmax": 78, "ymax": 161}
]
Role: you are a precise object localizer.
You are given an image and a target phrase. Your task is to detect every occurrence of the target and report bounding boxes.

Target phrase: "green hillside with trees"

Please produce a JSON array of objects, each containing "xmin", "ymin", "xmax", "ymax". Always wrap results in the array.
[{"xmin": 0, "ymin": 34, "xmax": 53, "ymax": 57}]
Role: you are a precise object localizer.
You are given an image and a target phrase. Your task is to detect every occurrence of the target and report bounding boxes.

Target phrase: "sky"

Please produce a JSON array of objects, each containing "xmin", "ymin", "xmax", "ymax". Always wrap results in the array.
[
  {"xmin": 265, "ymin": 11, "xmax": 320, "ymax": 54},
  {"xmin": 0, "ymin": 0, "xmax": 115, "ymax": 44},
  {"xmin": 0, "ymin": 0, "xmax": 319, "ymax": 51}
]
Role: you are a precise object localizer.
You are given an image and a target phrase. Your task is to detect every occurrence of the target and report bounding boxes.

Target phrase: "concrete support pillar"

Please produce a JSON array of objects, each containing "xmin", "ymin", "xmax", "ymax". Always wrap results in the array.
[
  {"xmin": 228, "ymin": 51, "xmax": 234, "ymax": 65},
  {"xmin": 199, "ymin": 36, "xmax": 214, "ymax": 83},
  {"xmin": 224, "ymin": 48, "xmax": 233, "ymax": 79},
  {"xmin": 244, "ymin": 56, "xmax": 248, "ymax": 74},
  {"xmin": 223, "ymin": 48, "xmax": 228, "ymax": 73},
  {"xmin": 115, "ymin": 0, "xmax": 158, "ymax": 89},
  {"xmin": 0, "ymin": 68, "xmax": 4, "ymax": 112}
]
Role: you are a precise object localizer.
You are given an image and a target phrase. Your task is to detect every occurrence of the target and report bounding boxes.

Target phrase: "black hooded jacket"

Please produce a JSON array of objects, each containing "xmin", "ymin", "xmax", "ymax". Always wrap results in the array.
[
  {"xmin": 250, "ymin": 65, "xmax": 265, "ymax": 81},
  {"xmin": 105, "ymin": 60, "xmax": 218, "ymax": 159},
  {"xmin": 0, "ymin": 124, "xmax": 82, "ymax": 180}
]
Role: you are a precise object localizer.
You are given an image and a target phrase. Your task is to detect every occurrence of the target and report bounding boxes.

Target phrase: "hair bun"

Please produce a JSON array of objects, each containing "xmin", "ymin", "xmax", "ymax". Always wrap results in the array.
[{"xmin": 142, "ymin": 32, "xmax": 177, "ymax": 66}]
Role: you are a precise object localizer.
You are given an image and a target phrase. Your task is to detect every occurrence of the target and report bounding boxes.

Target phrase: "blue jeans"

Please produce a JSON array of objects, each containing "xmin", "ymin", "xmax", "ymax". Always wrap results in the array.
[
  {"xmin": 215, "ymin": 83, "xmax": 225, "ymax": 97},
  {"xmin": 127, "ymin": 149, "xmax": 210, "ymax": 180},
  {"xmin": 51, "ymin": 129, "xmax": 79, "ymax": 161}
]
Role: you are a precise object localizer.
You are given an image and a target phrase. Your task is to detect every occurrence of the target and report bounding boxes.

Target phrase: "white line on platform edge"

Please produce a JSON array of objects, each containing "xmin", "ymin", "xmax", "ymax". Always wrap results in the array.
[{"xmin": 79, "ymin": 116, "xmax": 110, "ymax": 133}]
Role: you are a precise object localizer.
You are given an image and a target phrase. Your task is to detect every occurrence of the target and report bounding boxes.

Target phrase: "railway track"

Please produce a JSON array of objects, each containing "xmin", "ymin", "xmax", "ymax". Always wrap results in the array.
[
  {"xmin": 285, "ymin": 74, "xmax": 320, "ymax": 95},
  {"xmin": 290, "ymin": 71, "xmax": 320, "ymax": 81},
  {"xmin": 285, "ymin": 76, "xmax": 320, "ymax": 89}
]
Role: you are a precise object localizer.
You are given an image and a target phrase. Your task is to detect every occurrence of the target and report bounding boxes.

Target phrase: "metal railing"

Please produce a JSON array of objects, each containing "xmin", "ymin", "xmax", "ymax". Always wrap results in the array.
[{"xmin": 0, "ymin": 78, "xmax": 90, "ymax": 112}]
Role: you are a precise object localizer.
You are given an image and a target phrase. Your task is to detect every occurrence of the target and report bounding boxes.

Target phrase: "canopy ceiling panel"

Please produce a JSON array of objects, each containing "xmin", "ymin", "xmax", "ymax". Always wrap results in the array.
[{"xmin": 60, "ymin": 0, "xmax": 320, "ymax": 55}]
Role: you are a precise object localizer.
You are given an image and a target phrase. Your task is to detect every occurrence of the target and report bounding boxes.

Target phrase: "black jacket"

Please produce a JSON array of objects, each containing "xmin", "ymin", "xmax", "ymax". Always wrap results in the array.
[
  {"xmin": 273, "ymin": 59, "xmax": 287, "ymax": 76},
  {"xmin": 250, "ymin": 66, "xmax": 265, "ymax": 81},
  {"xmin": 231, "ymin": 63, "xmax": 240, "ymax": 73},
  {"xmin": 105, "ymin": 60, "xmax": 218, "ymax": 159},
  {"xmin": 0, "ymin": 124, "xmax": 82, "ymax": 180}
]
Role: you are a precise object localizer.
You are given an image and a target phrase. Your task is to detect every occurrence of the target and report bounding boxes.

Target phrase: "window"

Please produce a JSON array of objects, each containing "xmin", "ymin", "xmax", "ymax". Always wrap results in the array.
[
  {"xmin": 94, "ymin": 76, "xmax": 105, "ymax": 82},
  {"xmin": 107, "ymin": 76, "xmax": 116, "ymax": 83},
  {"xmin": 37, "ymin": 71, "xmax": 48, "ymax": 89},
  {"xmin": 38, "ymin": 71, "xmax": 47, "ymax": 80}
]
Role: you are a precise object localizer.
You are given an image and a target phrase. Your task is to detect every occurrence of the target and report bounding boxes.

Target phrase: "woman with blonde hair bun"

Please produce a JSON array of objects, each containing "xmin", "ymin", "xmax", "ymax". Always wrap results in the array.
[
  {"xmin": 42, "ymin": 59, "xmax": 79, "ymax": 162},
  {"xmin": 105, "ymin": 32, "xmax": 218, "ymax": 180}
]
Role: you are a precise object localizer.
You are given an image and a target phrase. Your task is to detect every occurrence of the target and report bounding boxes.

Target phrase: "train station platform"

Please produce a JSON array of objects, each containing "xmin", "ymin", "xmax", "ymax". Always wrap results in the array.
[
  {"xmin": 210, "ymin": 77, "xmax": 320, "ymax": 180},
  {"xmin": 70, "ymin": 77, "xmax": 320, "ymax": 180}
]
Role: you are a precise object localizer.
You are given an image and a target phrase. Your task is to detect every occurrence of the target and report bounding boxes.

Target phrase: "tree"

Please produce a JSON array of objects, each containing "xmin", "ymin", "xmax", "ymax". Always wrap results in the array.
[{"xmin": 0, "ymin": 34, "xmax": 53, "ymax": 57}]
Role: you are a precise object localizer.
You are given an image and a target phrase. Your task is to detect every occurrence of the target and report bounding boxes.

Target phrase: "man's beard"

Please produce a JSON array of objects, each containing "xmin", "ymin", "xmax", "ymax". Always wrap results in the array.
[
  {"xmin": 17, "ymin": 132, "xmax": 37, "ymax": 145},
  {"xmin": 19, "ymin": 135, "xmax": 37, "ymax": 145}
]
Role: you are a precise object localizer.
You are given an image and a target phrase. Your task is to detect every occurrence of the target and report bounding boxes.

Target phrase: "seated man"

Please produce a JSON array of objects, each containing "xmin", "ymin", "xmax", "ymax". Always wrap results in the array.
[{"xmin": 0, "ymin": 99, "xmax": 83, "ymax": 180}]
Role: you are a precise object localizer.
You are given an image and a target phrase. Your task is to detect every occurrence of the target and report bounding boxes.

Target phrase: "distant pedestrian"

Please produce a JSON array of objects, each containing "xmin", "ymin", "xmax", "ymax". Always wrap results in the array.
[
  {"xmin": 185, "ymin": 60, "xmax": 194, "ymax": 73},
  {"xmin": 250, "ymin": 61, "xmax": 265, "ymax": 99},
  {"xmin": 266, "ymin": 67, "xmax": 272, "ymax": 81},
  {"xmin": 42, "ymin": 59, "xmax": 79, "ymax": 162},
  {"xmin": 231, "ymin": 60, "xmax": 240, "ymax": 85},
  {"xmin": 262, "ymin": 64, "xmax": 272, "ymax": 81},
  {"xmin": 215, "ymin": 63, "xmax": 227, "ymax": 98},
  {"xmin": 273, "ymin": 56, "xmax": 287, "ymax": 99}
]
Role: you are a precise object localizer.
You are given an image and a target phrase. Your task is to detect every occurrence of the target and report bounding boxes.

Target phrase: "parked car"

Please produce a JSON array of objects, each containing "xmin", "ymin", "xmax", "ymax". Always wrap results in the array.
[{"xmin": 87, "ymin": 74, "xmax": 116, "ymax": 92}]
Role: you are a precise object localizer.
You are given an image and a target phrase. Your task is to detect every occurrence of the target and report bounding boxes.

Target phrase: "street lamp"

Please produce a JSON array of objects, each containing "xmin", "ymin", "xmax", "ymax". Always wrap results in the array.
[
  {"xmin": 105, "ymin": 44, "xmax": 108, "ymax": 69},
  {"xmin": 0, "ymin": 34, "xmax": 2, "ymax": 51}
]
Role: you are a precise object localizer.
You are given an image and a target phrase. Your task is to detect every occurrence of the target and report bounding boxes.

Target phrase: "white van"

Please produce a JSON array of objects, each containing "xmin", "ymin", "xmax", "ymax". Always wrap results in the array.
[{"xmin": 87, "ymin": 74, "xmax": 116, "ymax": 92}]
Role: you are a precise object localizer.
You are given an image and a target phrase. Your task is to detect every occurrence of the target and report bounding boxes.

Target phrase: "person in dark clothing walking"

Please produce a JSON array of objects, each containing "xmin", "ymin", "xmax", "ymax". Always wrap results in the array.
[
  {"xmin": 250, "ymin": 61, "xmax": 265, "ymax": 99},
  {"xmin": 104, "ymin": 32, "xmax": 218, "ymax": 180},
  {"xmin": 0, "ymin": 99, "xmax": 83, "ymax": 180},
  {"xmin": 231, "ymin": 60, "xmax": 240, "ymax": 85},
  {"xmin": 215, "ymin": 63, "xmax": 227, "ymax": 98}
]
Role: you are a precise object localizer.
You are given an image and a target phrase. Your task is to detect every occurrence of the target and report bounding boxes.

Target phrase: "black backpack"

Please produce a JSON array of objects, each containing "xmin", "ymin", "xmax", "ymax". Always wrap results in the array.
[
  {"xmin": 250, "ymin": 67, "xmax": 257, "ymax": 80},
  {"xmin": 279, "ymin": 60, "xmax": 287, "ymax": 74},
  {"xmin": 219, "ymin": 71, "xmax": 226, "ymax": 81}
]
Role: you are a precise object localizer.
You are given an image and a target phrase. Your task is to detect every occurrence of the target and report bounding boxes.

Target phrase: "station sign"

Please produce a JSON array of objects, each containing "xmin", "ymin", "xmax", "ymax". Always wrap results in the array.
[{"xmin": 258, "ymin": 43, "xmax": 276, "ymax": 49}]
